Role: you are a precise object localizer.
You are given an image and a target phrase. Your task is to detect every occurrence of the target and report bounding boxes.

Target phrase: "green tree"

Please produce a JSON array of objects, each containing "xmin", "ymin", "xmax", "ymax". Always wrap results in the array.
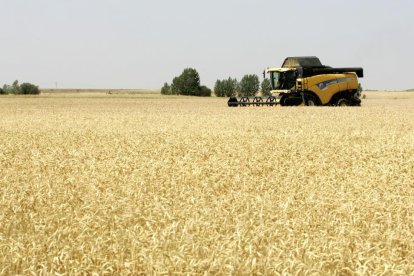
[
  {"xmin": 198, "ymin": 85, "xmax": 212, "ymax": 97},
  {"xmin": 261, "ymin": 78, "xmax": 272, "ymax": 96},
  {"xmin": 2, "ymin": 81, "xmax": 21, "ymax": 94},
  {"xmin": 167, "ymin": 68, "xmax": 210, "ymax": 97},
  {"xmin": 178, "ymin": 68, "xmax": 200, "ymax": 96},
  {"xmin": 20, "ymin": 83, "xmax": 40, "ymax": 94},
  {"xmin": 161, "ymin": 82, "xmax": 171, "ymax": 95},
  {"xmin": 2, "ymin": 84, "xmax": 12, "ymax": 94},
  {"xmin": 227, "ymin": 78, "xmax": 237, "ymax": 97},
  {"xmin": 239, "ymin": 74, "xmax": 259, "ymax": 97},
  {"xmin": 214, "ymin": 80, "xmax": 224, "ymax": 97},
  {"xmin": 11, "ymin": 80, "xmax": 21, "ymax": 94},
  {"xmin": 171, "ymin": 76, "xmax": 181, "ymax": 95},
  {"xmin": 214, "ymin": 77, "xmax": 238, "ymax": 97},
  {"xmin": 0, "ymin": 87, "xmax": 6, "ymax": 95}
]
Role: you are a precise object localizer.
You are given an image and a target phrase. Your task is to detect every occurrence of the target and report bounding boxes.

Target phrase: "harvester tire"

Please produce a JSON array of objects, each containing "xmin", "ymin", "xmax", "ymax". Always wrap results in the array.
[
  {"xmin": 280, "ymin": 95, "xmax": 302, "ymax": 106},
  {"xmin": 336, "ymin": 98, "xmax": 351, "ymax": 106},
  {"xmin": 304, "ymin": 94, "xmax": 320, "ymax": 106},
  {"xmin": 280, "ymin": 95, "xmax": 288, "ymax": 106}
]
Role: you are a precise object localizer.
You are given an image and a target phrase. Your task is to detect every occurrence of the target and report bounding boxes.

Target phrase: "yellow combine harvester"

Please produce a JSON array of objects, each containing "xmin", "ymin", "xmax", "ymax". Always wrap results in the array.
[{"xmin": 228, "ymin": 56, "xmax": 364, "ymax": 107}]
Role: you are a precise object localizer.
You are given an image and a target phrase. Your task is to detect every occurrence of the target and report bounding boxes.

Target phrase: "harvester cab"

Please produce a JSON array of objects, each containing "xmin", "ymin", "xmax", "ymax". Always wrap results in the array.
[{"xmin": 228, "ymin": 56, "xmax": 364, "ymax": 107}]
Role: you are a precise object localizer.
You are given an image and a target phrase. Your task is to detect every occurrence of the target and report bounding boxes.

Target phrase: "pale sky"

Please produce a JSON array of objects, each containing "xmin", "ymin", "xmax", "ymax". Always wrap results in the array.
[{"xmin": 1, "ymin": 0, "xmax": 413, "ymax": 90}]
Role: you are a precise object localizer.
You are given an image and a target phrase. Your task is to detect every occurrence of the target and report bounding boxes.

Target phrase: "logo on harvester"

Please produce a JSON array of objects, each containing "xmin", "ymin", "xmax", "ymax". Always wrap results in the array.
[{"xmin": 317, "ymin": 78, "xmax": 353, "ymax": 90}]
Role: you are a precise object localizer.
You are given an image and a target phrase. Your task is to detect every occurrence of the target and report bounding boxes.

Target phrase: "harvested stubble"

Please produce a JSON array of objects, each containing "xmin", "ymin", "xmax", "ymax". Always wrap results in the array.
[{"xmin": 0, "ymin": 94, "xmax": 413, "ymax": 274}]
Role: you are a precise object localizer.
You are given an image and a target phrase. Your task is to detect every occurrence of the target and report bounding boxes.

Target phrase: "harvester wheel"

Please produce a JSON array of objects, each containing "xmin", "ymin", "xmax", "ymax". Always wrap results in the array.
[
  {"xmin": 336, "ymin": 98, "xmax": 351, "ymax": 106},
  {"xmin": 280, "ymin": 95, "xmax": 287, "ymax": 106},
  {"xmin": 280, "ymin": 95, "xmax": 302, "ymax": 106},
  {"xmin": 304, "ymin": 94, "xmax": 320, "ymax": 106}
]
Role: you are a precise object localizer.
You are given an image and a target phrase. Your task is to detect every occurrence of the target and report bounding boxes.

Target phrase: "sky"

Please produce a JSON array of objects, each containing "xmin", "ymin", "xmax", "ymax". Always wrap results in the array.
[{"xmin": 1, "ymin": 0, "xmax": 413, "ymax": 90}]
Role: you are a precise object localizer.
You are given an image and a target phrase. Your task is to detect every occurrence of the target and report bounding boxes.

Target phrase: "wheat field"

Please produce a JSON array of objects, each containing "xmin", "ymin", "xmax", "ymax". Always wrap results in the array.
[{"xmin": 1, "ymin": 92, "xmax": 413, "ymax": 274}]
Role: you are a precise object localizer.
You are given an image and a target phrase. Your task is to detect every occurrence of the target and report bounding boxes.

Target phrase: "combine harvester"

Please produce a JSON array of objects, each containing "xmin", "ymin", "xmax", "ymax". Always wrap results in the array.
[{"xmin": 228, "ymin": 56, "xmax": 363, "ymax": 107}]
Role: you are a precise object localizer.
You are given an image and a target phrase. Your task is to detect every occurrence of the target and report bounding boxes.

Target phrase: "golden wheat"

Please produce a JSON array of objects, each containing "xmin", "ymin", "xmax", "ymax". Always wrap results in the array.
[{"xmin": 0, "ymin": 93, "xmax": 413, "ymax": 274}]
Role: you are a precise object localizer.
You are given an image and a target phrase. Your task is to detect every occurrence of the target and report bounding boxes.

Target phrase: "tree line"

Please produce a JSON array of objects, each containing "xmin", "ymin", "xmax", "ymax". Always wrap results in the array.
[
  {"xmin": 161, "ymin": 68, "xmax": 272, "ymax": 97},
  {"xmin": 0, "ymin": 80, "xmax": 40, "ymax": 95},
  {"xmin": 215, "ymin": 75, "xmax": 272, "ymax": 97}
]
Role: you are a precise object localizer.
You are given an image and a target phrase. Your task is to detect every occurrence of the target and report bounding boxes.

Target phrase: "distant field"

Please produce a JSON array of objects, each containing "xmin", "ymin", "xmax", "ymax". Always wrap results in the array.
[
  {"xmin": 40, "ymin": 88, "xmax": 160, "ymax": 95},
  {"xmin": 362, "ymin": 91, "xmax": 414, "ymax": 107},
  {"xmin": 0, "ymin": 91, "xmax": 413, "ymax": 274}
]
